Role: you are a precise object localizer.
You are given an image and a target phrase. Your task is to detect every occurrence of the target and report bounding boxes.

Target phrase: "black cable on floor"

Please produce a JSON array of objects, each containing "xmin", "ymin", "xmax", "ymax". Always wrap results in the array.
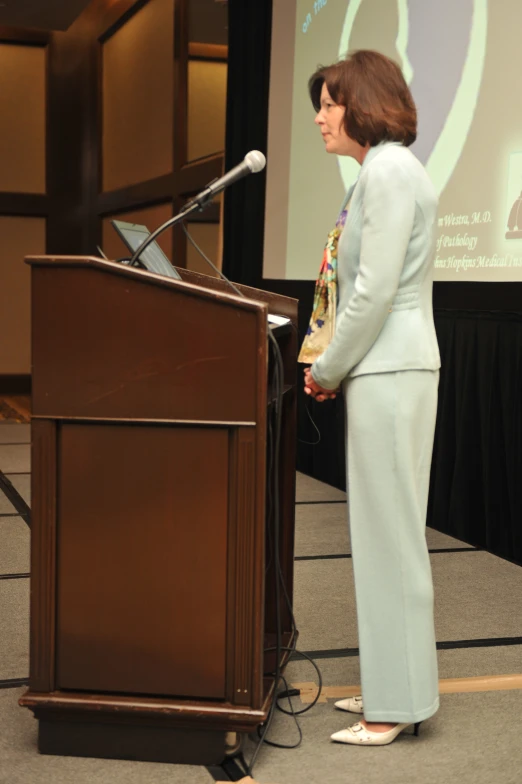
[
  {"xmin": 0, "ymin": 678, "xmax": 29, "ymax": 690},
  {"xmin": 257, "ymin": 675, "xmax": 303, "ymax": 749}
]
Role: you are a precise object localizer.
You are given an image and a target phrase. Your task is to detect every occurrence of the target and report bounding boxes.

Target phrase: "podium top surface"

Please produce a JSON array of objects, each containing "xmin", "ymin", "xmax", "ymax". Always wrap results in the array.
[
  {"xmin": 28, "ymin": 255, "xmax": 298, "ymax": 421},
  {"xmin": 26, "ymin": 255, "xmax": 298, "ymax": 322}
]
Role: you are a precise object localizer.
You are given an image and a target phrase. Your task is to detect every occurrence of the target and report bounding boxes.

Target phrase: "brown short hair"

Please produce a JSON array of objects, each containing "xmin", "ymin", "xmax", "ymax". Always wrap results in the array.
[{"xmin": 309, "ymin": 50, "xmax": 417, "ymax": 147}]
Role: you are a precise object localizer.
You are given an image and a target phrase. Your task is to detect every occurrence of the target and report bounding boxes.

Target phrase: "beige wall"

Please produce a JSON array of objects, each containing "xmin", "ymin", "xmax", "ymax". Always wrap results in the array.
[
  {"xmin": 0, "ymin": 217, "xmax": 46, "ymax": 374},
  {"xmin": 185, "ymin": 221, "xmax": 220, "ymax": 276},
  {"xmin": 187, "ymin": 59, "xmax": 227, "ymax": 162},
  {"xmin": 0, "ymin": 44, "xmax": 46, "ymax": 194},
  {"xmin": 102, "ymin": 0, "xmax": 174, "ymax": 191},
  {"xmin": 0, "ymin": 43, "xmax": 47, "ymax": 375}
]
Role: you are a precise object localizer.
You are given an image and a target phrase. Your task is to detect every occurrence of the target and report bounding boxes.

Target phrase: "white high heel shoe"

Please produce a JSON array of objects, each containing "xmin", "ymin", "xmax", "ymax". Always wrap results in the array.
[
  {"xmin": 331, "ymin": 720, "xmax": 422, "ymax": 746},
  {"xmin": 334, "ymin": 695, "xmax": 364, "ymax": 714}
]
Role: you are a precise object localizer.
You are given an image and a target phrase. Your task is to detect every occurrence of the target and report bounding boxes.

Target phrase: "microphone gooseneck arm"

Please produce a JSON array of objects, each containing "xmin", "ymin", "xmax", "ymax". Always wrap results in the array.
[{"xmin": 128, "ymin": 201, "xmax": 200, "ymax": 268}]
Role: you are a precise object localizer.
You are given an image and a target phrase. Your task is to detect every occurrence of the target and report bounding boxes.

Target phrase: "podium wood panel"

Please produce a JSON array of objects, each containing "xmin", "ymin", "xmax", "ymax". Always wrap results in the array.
[
  {"xmin": 20, "ymin": 256, "xmax": 298, "ymax": 765},
  {"xmin": 226, "ymin": 427, "xmax": 261, "ymax": 706},
  {"xmin": 29, "ymin": 419, "xmax": 57, "ymax": 692},
  {"xmin": 56, "ymin": 422, "xmax": 229, "ymax": 698},
  {"xmin": 31, "ymin": 264, "xmax": 260, "ymax": 422}
]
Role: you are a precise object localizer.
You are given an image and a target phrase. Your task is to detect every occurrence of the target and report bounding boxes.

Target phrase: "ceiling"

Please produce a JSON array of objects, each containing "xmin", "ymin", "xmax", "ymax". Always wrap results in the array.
[
  {"xmin": 0, "ymin": 0, "xmax": 92, "ymax": 31},
  {"xmin": 0, "ymin": 0, "xmax": 228, "ymax": 37}
]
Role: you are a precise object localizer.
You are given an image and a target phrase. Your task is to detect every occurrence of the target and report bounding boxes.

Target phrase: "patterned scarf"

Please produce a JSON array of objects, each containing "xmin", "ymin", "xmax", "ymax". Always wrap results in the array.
[{"xmin": 298, "ymin": 206, "xmax": 348, "ymax": 364}]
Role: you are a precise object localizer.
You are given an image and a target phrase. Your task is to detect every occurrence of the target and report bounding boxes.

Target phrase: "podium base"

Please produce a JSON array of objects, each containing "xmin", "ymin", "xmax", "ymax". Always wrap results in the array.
[{"xmin": 38, "ymin": 717, "xmax": 227, "ymax": 765}]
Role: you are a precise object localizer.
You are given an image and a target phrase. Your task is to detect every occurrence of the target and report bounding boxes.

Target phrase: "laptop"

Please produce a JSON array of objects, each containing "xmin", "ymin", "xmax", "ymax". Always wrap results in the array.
[
  {"xmin": 110, "ymin": 219, "xmax": 182, "ymax": 280},
  {"xmin": 109, "ymin": 219, "xmax": 291, "ymax": 328}
]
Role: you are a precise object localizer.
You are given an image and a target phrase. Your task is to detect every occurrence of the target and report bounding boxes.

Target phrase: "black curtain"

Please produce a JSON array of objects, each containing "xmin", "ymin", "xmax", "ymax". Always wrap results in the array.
[
  {"xmin": 223, "ymin": 0, "xmax": 522, "ymax": 566},
  {"xmin": 429, "ymin": 311, "xmax": 522, "ymax": 564},
  {"xmin": 222, "ymin": 0, "xmax": 273, "ymax": 286}
]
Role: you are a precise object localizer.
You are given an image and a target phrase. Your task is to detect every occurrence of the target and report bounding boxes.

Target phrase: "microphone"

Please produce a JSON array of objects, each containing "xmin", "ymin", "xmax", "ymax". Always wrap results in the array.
[
  {"xmin": 128, "ymin": 151, "xmax": 266, "ymax": 267},
  {"xmin": 185, "ymin": 150, "xmax": 266, "ymax": 209}
]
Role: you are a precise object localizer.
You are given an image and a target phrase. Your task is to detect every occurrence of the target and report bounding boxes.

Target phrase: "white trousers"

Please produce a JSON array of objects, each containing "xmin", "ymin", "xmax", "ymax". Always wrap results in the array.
[{"xmin": 344, "ymin": 370, "xmax": 440, "ymax": 723}]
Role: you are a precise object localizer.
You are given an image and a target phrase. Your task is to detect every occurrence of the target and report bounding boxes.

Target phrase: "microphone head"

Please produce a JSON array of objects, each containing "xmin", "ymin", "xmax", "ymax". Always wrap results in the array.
[{"xmin": 245, "ymin": 150, "xmax": 266, "ymax": 173}]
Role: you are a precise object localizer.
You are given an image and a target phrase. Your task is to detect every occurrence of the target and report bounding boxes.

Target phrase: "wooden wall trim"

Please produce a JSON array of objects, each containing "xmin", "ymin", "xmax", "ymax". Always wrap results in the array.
[
  {"xmin": 188, "ymin": 42, "xmax": 228, "ymax": 60},
  {"xmin": 174, "ymin": 0, "xmax": 189, "ymax": 170},
  {"xmin": 97, "ymin": 174, "xmax": 175, "ymax": 216},
  {"xmin": 186, "ymin": 203, "xmax": 220, "ymax": 223},
  {"xmin": 178, "ymin": 154, "xmax": 224, "ymax": 196},
  {"xmin": 0, "ymin": 27, "xmax": 49, "ymax": 46},
  {"xmin": 173, "ymin": 0, "xmax": 189, "ymax": 265},
  {"xmin": 97, "ymin": 0, "xmax": 149, "ymax": 41},
  {"xmin": 0, "ymin": 374, "xmax": 31, "ymax": 395},
  {"xmin": 0, "ymin": 194, "xmax": 48, "ymax": 216},
  {"xmin": 47, "ymin": 4, "xmax": 100, "ymax": 255}
]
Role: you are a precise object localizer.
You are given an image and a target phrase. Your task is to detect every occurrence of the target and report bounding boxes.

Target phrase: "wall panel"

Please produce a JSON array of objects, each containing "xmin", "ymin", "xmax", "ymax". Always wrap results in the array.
[
  {"xmin": 0, "ymin": 0, "xmax": 230, "ymax": 385},
  {"xmin": 102, "ymin": 0, "xmax": 174, "ymax": 192},
  {"xmin": 0, "ymin": 44, "xmax": 46, "ymax": 193},
  {"xmin": 187, "ymin": 59, "xmax": 227, "ymax": 162},
  {"xmin": 185, "ymin": 221, "xmax": 220, "ymax": 276}
]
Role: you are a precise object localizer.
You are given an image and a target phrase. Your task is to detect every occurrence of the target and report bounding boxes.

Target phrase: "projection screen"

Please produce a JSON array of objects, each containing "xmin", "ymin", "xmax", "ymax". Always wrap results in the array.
[{"xmin": 264, "ymin": 0, "xmax": 522, "ymax": 283}]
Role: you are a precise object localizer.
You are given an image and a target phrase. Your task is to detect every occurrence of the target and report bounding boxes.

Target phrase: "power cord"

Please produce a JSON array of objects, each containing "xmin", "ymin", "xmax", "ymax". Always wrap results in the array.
[
  {"xmin": 299, "ymin": 399, "xmax": 322, "ymax": 445},
  {"xmin": 257, "ymin": 676, "xmax": 303, "ymax": 749},
  {"xmin": 181, "ymin": 223, "xmax": 324, "ymax": 777},
  {"xmin": 181, "ymin": 223, "xmax": 244, "ymax": 297}
]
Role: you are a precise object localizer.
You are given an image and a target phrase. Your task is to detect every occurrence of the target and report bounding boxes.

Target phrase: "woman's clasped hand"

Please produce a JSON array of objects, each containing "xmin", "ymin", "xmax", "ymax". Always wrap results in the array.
[{"xmin": 303, "ymin": 367, "xmax": 337, "ymax": 402}]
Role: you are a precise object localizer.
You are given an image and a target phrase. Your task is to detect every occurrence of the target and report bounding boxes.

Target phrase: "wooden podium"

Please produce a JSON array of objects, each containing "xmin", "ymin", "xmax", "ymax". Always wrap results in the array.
[{"xmin": 19, "ymin": 256, "xmax": 298, "ymax": 765}]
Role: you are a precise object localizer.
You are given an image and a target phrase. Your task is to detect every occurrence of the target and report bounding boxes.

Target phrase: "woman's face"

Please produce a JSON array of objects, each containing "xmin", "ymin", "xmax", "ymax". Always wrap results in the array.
[{"xmin": 314, "ymin": 83, "xmax": 367, "ymax": 163}]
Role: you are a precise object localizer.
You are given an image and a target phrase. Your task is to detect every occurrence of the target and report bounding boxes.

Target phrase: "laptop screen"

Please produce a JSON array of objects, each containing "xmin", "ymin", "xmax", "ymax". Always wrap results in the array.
[{"xmin": 110, "ymin": 220, "xmax": 182, "ymax": 280}]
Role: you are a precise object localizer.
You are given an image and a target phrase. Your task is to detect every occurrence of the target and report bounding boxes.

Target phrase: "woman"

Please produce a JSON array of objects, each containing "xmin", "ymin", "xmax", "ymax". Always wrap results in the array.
[{"xmin": 303, "ymin": 50, "xmax": 441, "ymax": 746}]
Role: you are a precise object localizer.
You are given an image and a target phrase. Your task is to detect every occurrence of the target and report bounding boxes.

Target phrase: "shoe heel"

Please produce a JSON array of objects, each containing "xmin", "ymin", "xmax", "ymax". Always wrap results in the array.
[{"xmin": 413, "ymin": 722, "xmax": 422, "ymax": 737}]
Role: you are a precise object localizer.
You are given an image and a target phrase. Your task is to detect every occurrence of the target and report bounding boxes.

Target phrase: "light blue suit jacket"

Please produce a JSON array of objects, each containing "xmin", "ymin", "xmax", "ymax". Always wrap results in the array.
[{"xmin": 311, "ymin": 141, "xmax": 441, "ymax": 391}]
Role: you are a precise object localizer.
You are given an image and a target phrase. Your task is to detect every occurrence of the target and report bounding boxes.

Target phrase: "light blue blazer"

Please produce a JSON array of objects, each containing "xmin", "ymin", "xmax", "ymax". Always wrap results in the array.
[{"xmin": 311, "ymin": 141, "xmax": 441, "ymax": 391}]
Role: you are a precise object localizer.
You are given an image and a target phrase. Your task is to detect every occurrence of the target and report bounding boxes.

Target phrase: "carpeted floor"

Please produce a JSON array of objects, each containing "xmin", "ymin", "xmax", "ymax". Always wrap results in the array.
[
  {"xmin": 245, "ymin": 690, "xmax": 522, "ymax": 784},
  {"xmin": 293, "ymin": 551, "xmax": 522, "ymax": 651},
  {"xmin": 1, "ymin": 422, "xmax": 522, "ymax": 784},
  {"xmin": 0, "ymin": 686, "xmax": 215, "ymax": 784},
  {"xmin": 294, "ymin": 501, "xmax": 475, "ymax": 556}
]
